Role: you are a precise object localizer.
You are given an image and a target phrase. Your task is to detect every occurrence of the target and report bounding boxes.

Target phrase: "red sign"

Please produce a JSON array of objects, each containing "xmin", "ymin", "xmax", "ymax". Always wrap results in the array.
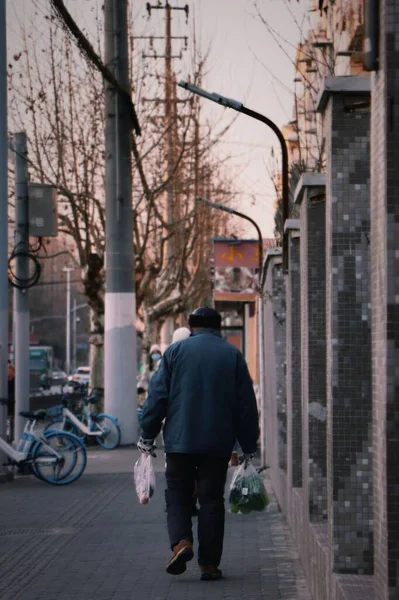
[
  {"xmin": 212, "ymin": 240, "xmax": 259, "ymax": 302},
  {"xmin": 213, "ymin": 240, "xmax": 260, "ymax": 268}
]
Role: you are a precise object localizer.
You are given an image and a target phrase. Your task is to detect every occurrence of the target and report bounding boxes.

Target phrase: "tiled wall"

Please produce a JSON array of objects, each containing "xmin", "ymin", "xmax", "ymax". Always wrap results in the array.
[
  {"xmin": 324, "ymin": 92, "xmax": 373, "ymax": 574},
  {"xmin": 286, "ymin": 232, "xmax": 302, "ymax": 489},
  {"xmin": 261, "ymin": 56, "xmax": 399, "ymax": 593},
  {"xmin": 370, "ymin": 1, "xmax": 399, "ymax": 597},
  {"xmin": 300, "ymin": 193, "xmax": 327, "ymax": 522},
  {"xmin": 273, "ymin": 264, "xmax": 287, "ymax": 472}
]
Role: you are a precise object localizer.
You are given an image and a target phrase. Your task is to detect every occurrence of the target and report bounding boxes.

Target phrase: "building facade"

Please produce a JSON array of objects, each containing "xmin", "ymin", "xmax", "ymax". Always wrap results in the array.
[{"xmin": 261, "ymin": 1, "xmax": 399, "ymax": 599}]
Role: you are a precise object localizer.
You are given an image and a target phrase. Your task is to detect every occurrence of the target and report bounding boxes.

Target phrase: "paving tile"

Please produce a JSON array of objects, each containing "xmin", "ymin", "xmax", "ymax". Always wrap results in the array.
[{"xmin": 0, "ymin": 448, "xmax": 312, "ymax": 599}]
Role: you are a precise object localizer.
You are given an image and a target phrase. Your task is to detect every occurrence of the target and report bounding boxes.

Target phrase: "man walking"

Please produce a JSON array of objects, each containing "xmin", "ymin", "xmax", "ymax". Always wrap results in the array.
[{"xmin": 138, "ymin": 307, "xmax": 259, "ymax": 581}]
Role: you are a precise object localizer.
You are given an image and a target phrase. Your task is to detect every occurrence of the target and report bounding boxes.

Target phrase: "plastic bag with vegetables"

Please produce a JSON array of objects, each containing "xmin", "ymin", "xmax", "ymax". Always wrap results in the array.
[
  {"xmin": 134, "ymin": 454, "xmax": 156, "ymax": 504},
  {"xmin": 229, "ymin": 459, "xmax": 269, "ymax": 515}
]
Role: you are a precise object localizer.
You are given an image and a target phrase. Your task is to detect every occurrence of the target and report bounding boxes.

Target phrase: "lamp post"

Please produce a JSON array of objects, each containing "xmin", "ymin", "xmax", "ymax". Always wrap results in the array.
[
  {"xmin": 71, "ymin": 301, "xmax": 88, "ymax": 371},
  {"xmin": 194, "ymin": 196, "xmax": 263, "ymax": 281},
  {"xmin": 62, "ymin": 266, "xmax": 74, "ymax": 374},
  {"xmin": 30, "ymin": 301, "xmax": 89, "ymax": 372},
  {"xmin": 178, "ymin": 81, "xmax": 289, "ymax": 272}
]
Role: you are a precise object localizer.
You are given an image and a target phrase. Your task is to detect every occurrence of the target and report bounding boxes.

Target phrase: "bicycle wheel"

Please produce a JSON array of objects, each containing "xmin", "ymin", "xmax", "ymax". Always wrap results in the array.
[
  {"xmin": 44, "ymin": 417, "xmax": 83, "ymax": 439},
  {"xmin": 94, "ymin": 414, "xmax": 121, "ymax": 449},
  {"xmin": 31, "ymin": 432, "xmax": 78, "ymax": 482},
  {"xmin": 31, "ymin": 431, "xmax": 87, "ymax": 485}
]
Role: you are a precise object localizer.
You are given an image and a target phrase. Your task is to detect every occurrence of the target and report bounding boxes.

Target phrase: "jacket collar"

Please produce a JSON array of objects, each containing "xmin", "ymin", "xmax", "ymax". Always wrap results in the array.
[{"xmin": 191, "ymin": 328, "xmax": 222, "ymax": 338}]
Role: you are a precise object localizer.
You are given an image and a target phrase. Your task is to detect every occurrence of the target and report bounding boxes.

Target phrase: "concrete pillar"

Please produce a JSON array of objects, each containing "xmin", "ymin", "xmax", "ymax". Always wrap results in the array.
[
  {"xmin": 370, "ymin": 1, "xmax": 399, "ymax": 596},
  {"xmin": 295, "ymin": 174, "xmax": 327, "ymax": 523},
  {"xmin": 285, "ymin": 220, "xmax": 302, "ymax": 491},
  {"xmin": 317, "ymin": 76, "xmax": 373, "ymax": 574}
]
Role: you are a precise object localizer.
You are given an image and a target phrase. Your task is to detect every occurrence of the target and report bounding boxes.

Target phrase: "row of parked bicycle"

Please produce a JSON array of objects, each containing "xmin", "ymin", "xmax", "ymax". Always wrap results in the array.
[{"xmin": 1, "ymin": 383, "xmax": 121, "ymax": 486}]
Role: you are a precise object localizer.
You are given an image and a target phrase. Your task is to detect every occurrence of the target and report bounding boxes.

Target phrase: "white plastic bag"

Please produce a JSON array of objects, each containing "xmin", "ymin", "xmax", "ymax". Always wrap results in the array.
[
  {"xmin": 229, "ymin": 460, "xmax": 269, "ymax": 515},
  {"xmin": 134, "ymin": 454, "xmax": 156, "ymax": 504}
]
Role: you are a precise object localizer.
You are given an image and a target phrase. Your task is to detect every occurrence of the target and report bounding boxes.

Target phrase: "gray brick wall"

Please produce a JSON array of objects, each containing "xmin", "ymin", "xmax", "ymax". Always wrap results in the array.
[
  {"xmin": 273, "ymin": 264, "xmax": 287, "ymax": 472},
  {"xmin": 287, "ymin": 232, "xmax": 302, "ymax": 489},
  {"xmin": 324, "ymin": 90, "xmax": 373, "ymax": 574},
  {"xmin": 300, "ymin": 193, "xmax": 327, "ymax": 523},
  {"xmin": 370, "ymin": 1, "xmax": 399, "ymax": 597}
]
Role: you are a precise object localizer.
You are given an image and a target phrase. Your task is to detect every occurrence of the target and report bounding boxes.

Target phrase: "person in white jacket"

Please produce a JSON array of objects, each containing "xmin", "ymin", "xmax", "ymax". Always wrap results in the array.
[{"xmin": 172, "ymin": 327, "xmax": 191, "ymax": 343}]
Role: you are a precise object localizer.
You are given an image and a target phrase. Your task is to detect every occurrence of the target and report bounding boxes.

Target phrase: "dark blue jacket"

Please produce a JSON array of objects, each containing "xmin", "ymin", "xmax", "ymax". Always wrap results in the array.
[{"xmin": 140, "ymin": 329, "xmax": 259, "ymax": 456}]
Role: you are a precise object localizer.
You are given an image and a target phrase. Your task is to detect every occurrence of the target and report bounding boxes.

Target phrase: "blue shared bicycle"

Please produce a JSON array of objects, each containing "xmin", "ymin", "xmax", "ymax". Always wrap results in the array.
[
  {"xmin": 45, "ymin": 383, "xmax": 121, "ymax": 450},
  {"xmin": 0, "ymin": 407, "xmax": 87, "ymax": 485}
]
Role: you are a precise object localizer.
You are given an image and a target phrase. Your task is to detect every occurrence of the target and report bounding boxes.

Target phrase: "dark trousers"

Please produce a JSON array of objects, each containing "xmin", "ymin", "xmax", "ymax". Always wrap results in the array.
[{"xmin": 165, "ymin": 453, "xmax": 229, "ymax": 567}]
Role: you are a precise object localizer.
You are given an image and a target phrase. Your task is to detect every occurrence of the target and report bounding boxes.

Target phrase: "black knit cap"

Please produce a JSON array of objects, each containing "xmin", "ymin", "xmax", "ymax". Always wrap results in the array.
[{"xmin": 188, "ymin": 307, "xmax": 222, "ymax": 330}]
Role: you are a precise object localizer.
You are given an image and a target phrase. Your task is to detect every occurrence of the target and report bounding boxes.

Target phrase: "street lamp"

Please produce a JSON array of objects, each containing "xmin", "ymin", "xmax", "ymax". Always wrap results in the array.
[
  {"xmin": 62, "ymin": 266, "xmax": 74, "ymax": 374},
  {"xmin": 71, "ymin": 301, "xmax": 88, "ymax": 372},
  {"xmin": 30, "ymin": 301, "xmax": 88, "ymax": 373},
  {"xmin": 194, "ymin": 196, "xmax": 263, "ymax": 282},
  {"xmin": 178, "ymin": 81, "xmax": 289, "ymax": 272}
]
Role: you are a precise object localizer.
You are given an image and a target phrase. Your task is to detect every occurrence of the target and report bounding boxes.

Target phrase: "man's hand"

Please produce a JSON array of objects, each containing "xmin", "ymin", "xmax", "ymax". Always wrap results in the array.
[
  {"xmin": 137, "ymin": 437, "xmax": 157, "ymax": 457},
  {"xmin": 239, "ymin": 453, "xmax": 254, "ymax": 465}
]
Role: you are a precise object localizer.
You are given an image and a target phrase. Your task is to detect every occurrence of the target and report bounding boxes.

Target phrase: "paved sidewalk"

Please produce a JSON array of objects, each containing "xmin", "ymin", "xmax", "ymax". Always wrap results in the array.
[{"xmin": 0, "ymin": 447, "xmax": 312, "ymax": 600}]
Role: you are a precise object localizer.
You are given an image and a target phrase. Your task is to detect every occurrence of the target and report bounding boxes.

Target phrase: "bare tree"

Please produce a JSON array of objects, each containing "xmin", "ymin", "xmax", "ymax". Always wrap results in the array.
[{"xmin": 8, "ymin": 7, "xmax": 237, "ymax": 386}]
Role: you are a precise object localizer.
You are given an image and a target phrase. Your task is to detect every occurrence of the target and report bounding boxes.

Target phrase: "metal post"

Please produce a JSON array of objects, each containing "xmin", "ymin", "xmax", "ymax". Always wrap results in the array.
[
  {"xmin": 104, "ymin": 0, "xmax": 137, "ymax": 444},
  {"xmin": 0, "ymin": 2, "xmax": 8, "ymax": 449},
  {"xmin": 66, "ymin": 269, "xmax": 70, "ymax": 374},
  {"xmin": 63, "ymin": 266, "xmax": 72, "ymax": 374},
  {"xmin": 72, "ymin": 297, "xmax": 77, "ymax": 371},
  {"xmin": 13, "ymin": 132, "xmax": 30, "ymax": 444}
]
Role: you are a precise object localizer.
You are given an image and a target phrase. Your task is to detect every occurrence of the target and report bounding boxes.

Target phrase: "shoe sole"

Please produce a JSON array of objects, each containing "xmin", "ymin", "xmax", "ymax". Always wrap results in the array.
[
  {"xmin": 200, "ymin": 571, "xmax": 222, "ymax": 581},
  {"xmin": 166, "ymin": 547, "xmax": 194, "ymax": 575}
]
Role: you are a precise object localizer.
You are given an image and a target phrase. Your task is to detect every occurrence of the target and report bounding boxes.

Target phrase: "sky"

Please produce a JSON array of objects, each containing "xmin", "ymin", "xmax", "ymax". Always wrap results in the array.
[
  {"xmin": 130, "ymin": 0, "xmax": 310, "ymax": 237},
  {"xmin": 7, "ymin": 0, "xmax": 310, "ymax": 238}
]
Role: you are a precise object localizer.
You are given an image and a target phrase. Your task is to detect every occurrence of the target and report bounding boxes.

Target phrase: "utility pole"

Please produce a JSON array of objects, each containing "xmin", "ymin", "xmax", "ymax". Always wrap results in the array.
[
  {"xmin": 104, "ymin": 0, "xmax": 137, "ymax": 444},
  {"xmin": 13, "ymin": 132, "xmax": 30, "ymax": 444},
  {"xmin": 162, "ymin": 3, "xmax": 175, "ymax": 349},
  {"xmin": 0, "ymin": 1, "xmax": 8, "ymax": 453},
  {"xmin": 63, "ymin": 266, "xmax": 73, "ymax": 375},
  {"xmin": 145, "ymin": 2, "xmax": 189, "ymax": 351}
]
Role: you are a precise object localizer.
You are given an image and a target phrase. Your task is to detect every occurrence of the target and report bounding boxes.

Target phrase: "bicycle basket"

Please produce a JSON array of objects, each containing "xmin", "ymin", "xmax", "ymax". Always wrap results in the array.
[{"xmin": 46, "ymin": 405, "xmax": 63, "ymax": 420}]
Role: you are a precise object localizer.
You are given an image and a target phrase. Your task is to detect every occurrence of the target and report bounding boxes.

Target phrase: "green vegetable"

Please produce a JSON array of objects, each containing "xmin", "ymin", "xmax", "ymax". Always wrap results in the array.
[{"xmin": 229, "ymin": 463, "xmax": 270, "ymax": 515}]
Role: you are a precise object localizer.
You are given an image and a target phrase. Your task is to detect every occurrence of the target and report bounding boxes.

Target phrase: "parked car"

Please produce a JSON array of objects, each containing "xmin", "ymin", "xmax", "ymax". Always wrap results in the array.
[
  {"xmin": 29, "ymin": 346, "xmax": 54, "ymax": 391},
  {"xmin": 51, "ymin": 370, "xmax": 67, "ymax": 381},
  {"xmin": 69, "ymin": 366, "xmax": 91, "ymax": 386}
]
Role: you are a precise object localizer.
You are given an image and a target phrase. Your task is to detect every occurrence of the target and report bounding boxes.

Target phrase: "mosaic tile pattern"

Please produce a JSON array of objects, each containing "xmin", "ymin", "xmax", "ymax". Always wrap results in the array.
[
  {"xmin": 263, "ymin": 256, "xmax": 286, "ymax": 479},
  {"xmin": 325, "ymin": 92, "xmax": 373, "ymax": 574},
  {"xmin": 370, "ymin": 1, "xmax": 399, "ymax": 597},
  {"xmin": 288, "ymin": 234, "xmax": 302, "ymax": 488},
  {"xmin": 273, "ymin": 263, "xmax": 287, "ymax": 471},
  {"xmin": 301, "ymin": 195, "xmax": 328, "ymax": 522}
]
